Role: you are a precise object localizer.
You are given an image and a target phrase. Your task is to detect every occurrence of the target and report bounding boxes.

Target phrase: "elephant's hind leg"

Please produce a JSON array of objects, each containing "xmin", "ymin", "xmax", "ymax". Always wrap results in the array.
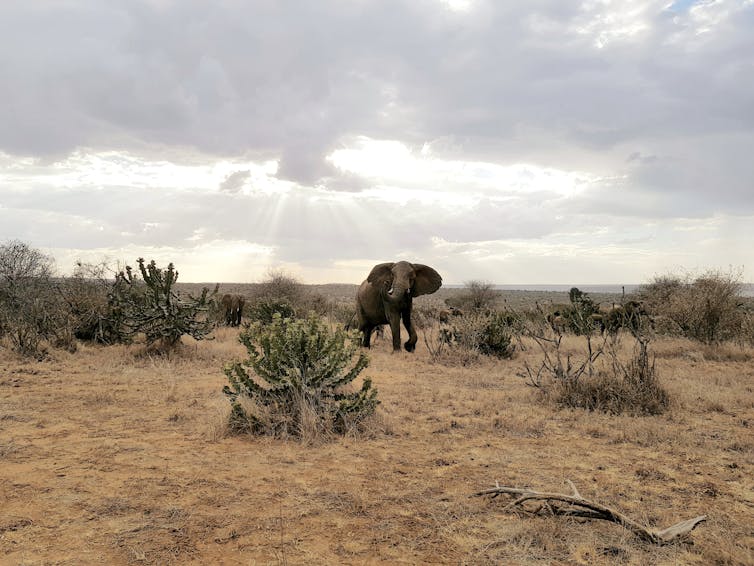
[{"xmin": 360, "ymin": 324, "xmax": 374, "ymax": 348}]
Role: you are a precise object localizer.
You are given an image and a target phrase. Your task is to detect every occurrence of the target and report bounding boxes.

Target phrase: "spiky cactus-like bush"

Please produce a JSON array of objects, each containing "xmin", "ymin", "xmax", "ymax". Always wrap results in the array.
[
  {"xmin": 222, "ymin": 314, "xmax": 378, "ymax": 438},
  {"xmin": 109, "ymin": 258, "xmax": 217, "ymax": 348}
]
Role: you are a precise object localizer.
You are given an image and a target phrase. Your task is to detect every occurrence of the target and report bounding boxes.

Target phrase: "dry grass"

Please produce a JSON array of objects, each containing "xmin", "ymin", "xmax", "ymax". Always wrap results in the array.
[{"xmin": 1, "ymin": 312, "xmax": 753, "ymax": 564}]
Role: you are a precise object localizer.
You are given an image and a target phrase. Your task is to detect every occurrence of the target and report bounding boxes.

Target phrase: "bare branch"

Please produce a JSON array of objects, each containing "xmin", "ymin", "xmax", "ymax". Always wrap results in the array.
[{"xmin": 472, "ymin": 482, "xmax": 706, "ymax": 545}]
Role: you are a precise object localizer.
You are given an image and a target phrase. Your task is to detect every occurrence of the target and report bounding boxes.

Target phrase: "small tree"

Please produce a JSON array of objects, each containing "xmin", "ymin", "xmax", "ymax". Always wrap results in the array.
[
  {"xmin": 109, "ymin": 258, "xmax": 217, "ymax": 349},
  {"xmin": 449, "ymin": 280, "xmax": 501, "ymax": 312},
  {"xmin": 637, "ymin": 269, "xmax": 744, "ymax": 344},
  {"xmin": 223, "ymin": 314, "xmax": 378, "ymax": 438}
]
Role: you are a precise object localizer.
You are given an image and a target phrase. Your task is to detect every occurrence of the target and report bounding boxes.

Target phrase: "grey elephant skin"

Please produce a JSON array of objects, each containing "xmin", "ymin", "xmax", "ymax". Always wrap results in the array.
[
  {"xmin": 220, "ymin": 294, "xmax": 245, "ymax": 327},
  {"xmin": 356, "ymin": 261, "xmax": 442, "ymax": 352}
]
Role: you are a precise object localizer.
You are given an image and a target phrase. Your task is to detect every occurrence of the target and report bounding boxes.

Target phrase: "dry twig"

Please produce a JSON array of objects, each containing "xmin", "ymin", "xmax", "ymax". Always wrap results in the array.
[{"xmin": 472, "ymin": 481, "xmax": 706, "ymax": 545}]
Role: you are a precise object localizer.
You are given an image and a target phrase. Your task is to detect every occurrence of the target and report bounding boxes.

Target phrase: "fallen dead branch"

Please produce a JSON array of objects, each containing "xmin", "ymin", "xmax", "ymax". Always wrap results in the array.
[{"xmin": 472, "ymin": 480, "xmax": 706, "ymax": 545}]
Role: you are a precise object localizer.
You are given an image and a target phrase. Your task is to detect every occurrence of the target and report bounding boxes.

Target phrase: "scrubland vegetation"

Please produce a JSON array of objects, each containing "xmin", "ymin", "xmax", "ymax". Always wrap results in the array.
[{"xmin": 1, "ymin": 240, "xmax": 753, "ymax": 564}]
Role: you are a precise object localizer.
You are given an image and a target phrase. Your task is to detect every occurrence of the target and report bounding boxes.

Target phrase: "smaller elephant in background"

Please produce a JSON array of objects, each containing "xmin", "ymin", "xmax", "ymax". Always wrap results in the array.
[
  {"xmin": 439, "ymin": 306, "xmax": 464, "ymax": 324},
  {"xmin": 220, "ymin": 293, "xmax": 245, "ymax": 326}
]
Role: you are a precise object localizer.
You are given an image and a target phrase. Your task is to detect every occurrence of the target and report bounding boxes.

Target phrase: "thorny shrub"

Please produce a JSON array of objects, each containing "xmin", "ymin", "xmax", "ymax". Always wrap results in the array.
[
  {"xmin": 223, "ymin": 314, "xmax": 378, "ymax": 440},
  {"xmin": 58, "ymin": 260, "xmax": 121, "ymax": 344},
  {"xmin": 424, "ymin": 310, "xmax": 517, "ymax": 364},
  {"xmin": 520, "ymin": 318, "xmax": 670, "ymax": 416},
  {"xmin": 0, "ymin": 240, "xmax": 71, "ymax": 357}
]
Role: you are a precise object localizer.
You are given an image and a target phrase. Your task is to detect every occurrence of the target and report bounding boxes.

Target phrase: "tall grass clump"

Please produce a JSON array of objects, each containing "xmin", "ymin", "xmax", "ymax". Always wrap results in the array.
[{"xmin": 222, "ymin": 314, "xmax": 378, "ymax": 440}]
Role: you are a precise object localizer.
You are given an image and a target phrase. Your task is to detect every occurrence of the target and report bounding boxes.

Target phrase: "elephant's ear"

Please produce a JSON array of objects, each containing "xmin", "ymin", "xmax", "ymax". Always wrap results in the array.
[
  {"xmin": 411, "ymin": 264, "xmax": 442, "ymax": 296},
  {"xmin": 367, "ymin": 262, "xmax": 394, "ymax": 284}
]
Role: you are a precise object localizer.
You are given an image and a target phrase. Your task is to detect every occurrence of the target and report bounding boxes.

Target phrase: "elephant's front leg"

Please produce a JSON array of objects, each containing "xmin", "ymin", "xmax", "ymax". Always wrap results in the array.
[
  {"xmin": 402, "ymin": 308, "xmax": 417, "ymax": 352},
  {"xmin": 387, "ymin": 311, "xmax": 402, "ymax": 351}
]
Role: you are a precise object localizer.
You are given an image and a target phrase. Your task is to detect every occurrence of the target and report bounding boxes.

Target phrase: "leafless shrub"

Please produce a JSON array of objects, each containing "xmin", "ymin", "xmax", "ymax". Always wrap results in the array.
[
  {"xmin": 57, "ymin": 260, "xmax": 118, "ymax": 343},
  {"xmin": 411, "ymin": 305, "xmax": 436, "ymax": 331},
  {"xmin": 519, "ymin": 301, "xmax": 669, "ymax": 415},
  {"xmin": 519, "ymin": 302, "xmax": 605, "ymax": 386},
  {"xmin": 0, "ymin": 240, "xmax": 70, "ymax": 357},
  {"xmin": 329, "ymin": 301, "xmax": 357, "ymax": 328}
]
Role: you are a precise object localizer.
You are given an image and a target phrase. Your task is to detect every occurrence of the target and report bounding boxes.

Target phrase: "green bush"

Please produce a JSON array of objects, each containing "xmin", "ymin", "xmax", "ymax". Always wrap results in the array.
[
  {"xmin": 441, "ymin": 311, "xmax": 516, "ymax": 360},
  {"xmin": 223, "ymin": 314, "xmax": 378, "ymax": 439},
  {"xmin": 477, "ymin": 312, "xmax": 516, "ymax": 359},
  {"xmin": 246, "ymin": 300, "xmax": 295, "ymax": 324},
  {"xmin": 564, "ymin": 288, "xmax": 600, "ymax": 335}
]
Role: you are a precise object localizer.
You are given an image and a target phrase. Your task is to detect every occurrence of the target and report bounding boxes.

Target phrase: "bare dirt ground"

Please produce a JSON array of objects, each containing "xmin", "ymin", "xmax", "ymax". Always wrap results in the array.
[{"xmin": 1, "ymin": 294, "xmax": 753, "ymax": 564}]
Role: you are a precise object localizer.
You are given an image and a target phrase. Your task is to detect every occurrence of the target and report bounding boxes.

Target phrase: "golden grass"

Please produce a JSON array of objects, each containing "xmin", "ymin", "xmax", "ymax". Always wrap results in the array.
[{"xmin": 1, "ymin": 326, "xmax": 753, "ymax": 564}]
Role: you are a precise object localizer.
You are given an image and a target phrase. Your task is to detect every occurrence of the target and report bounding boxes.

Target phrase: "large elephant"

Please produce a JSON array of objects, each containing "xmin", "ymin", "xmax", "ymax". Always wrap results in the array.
[
  {"xmin": 220, "ymin": 293, "xmax": 245, "ymax": 326},
  {"xmin": 356, "ymin": 261, "xmax": 442, "ymax": 352}
]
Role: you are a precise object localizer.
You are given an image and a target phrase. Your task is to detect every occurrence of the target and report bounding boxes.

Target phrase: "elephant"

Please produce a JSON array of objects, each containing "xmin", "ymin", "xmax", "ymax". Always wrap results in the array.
[
  {"xmin": 356, "ymin": 261, "xmax": 442, "ymax": 352},
  {"xmin": 220, "ymin": 293, "xmax": 245, "ymax": 326},
  {"xmin": 546, "ymin": 310, "xmax": 567, "ymax": 333},
  {"xmin": 438, "ymin": 306, "xmax": 464, "ymax": 323}
]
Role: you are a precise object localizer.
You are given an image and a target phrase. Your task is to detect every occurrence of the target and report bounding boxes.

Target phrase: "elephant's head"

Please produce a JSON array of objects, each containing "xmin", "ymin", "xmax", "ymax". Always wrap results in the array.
[{"xmin": 367, "ymin": 261, "xmax": 442, "ymax": 304}]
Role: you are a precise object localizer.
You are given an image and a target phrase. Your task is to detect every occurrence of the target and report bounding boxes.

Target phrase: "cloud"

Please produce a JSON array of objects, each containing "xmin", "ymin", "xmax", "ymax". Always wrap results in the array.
[
  {"xmin": 219, "ymin": 170, "xmax": 251, "ymax": 194},
  {"xmin": 1, "ymin": 1, "xmax": 752, "ymax": 283}
]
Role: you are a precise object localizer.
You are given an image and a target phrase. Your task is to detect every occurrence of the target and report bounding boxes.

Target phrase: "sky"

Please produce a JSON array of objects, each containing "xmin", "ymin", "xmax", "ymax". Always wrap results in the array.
[{"xmin": 1, "ymin": 0, "xmax": 753, "ymax": 285}]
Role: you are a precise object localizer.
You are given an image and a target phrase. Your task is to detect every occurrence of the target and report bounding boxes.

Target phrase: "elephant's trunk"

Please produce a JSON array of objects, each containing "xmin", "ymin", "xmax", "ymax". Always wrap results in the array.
[{"xmin": 386, "ymin": 283, "xmax": 410, "ymax": 301}]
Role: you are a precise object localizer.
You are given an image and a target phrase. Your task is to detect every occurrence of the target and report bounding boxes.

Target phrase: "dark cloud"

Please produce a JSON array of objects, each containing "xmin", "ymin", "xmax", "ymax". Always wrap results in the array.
[
  {"xmin": 219, "ymin": 170, "xmax": 251, "ymax": 193},
  {"xmin": 1, "ymin": 2, "xmax": 752, "ymax": 197}
]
